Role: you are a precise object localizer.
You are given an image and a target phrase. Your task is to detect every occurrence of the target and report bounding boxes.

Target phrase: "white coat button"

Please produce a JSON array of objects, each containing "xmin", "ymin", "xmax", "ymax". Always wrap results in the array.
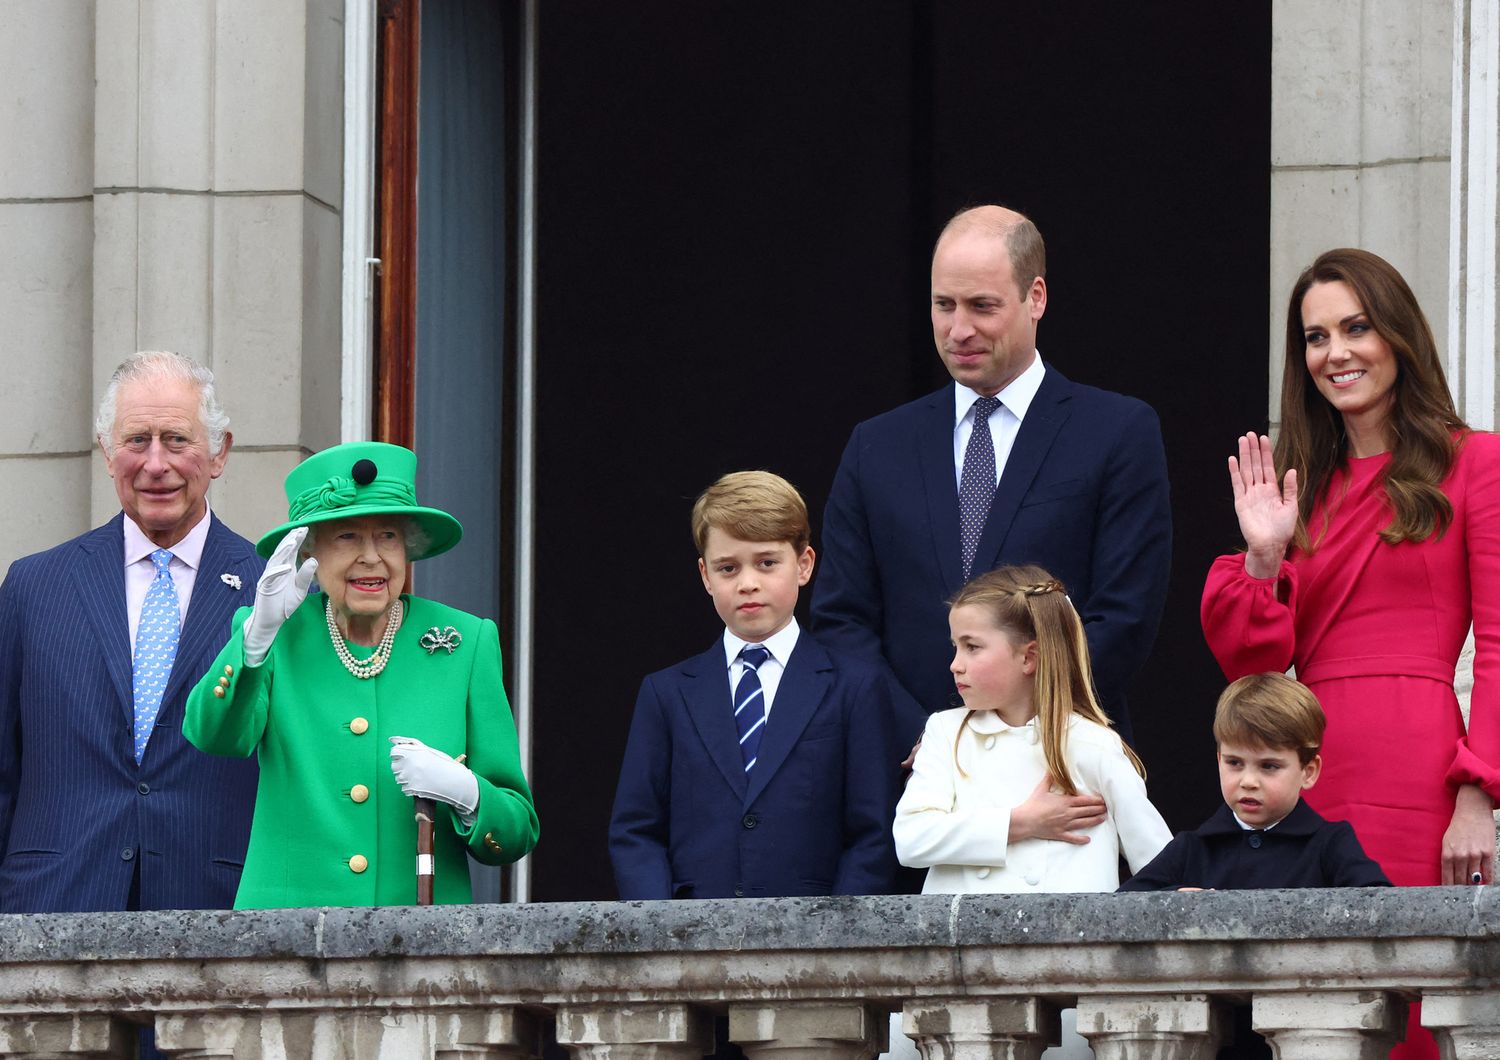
[
  {"xmin": 976, "ymin": 867, "xmax": 991, "ymax": 879},
  {"xmin": 983, "ymin": 736, "xmax": 996, "ymax": 750},
  {"xmin": 1024, "ymin": 873, "xmax": 1041, "ymax": 886}
]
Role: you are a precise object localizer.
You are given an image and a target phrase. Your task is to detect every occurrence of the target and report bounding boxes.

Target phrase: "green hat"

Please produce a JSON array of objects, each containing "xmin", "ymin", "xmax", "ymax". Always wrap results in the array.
[{"xmin": 256, "ymin": 442, "xmax": 463, "ymax": 561}]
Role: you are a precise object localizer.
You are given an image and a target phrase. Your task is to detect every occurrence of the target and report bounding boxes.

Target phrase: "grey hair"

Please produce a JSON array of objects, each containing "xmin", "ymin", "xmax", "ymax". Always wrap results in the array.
[
  {"xmin": 95, "ymin": 351, "xmax": 230, "ymax": 457},
  {"xmin": 300, "ymin": 517, "xmax": 431, "ymax": 561}
]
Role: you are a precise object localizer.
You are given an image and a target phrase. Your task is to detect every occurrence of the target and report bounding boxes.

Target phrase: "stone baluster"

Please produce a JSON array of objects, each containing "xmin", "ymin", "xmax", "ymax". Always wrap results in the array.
[
  {"xmin": 1252, "ymin": 990, "xmax": 1404, "ymax": 1059},
  {"xmin": 901, "ymin": 997, "xmax": 1060, "ymax": 1060},
  {"xmin": 157, "ymin": 1008, "xmax": 539, "ymax": 1059},
  {"xmin": 0, "ymin": 1015, "xmax": 133, "ymax": 1058},
  {"xmin": 554, "ymin": 1003, "xmax": 713, "ymax": 1059},
  {"xmin": 1074, "ymin": 994, "xmax": 1227, "ymax": 1060},
  {"xmin": 728, "ymin": 1002, "xmax": 886, "ymax": 1059},
  {"xmin": 1422, "ymin": 990, "xmax": 1500, "ymax": 1059},
  {"xmin": 432, "ymin": 1008, "xmax": 542, "ymax": 1058}
]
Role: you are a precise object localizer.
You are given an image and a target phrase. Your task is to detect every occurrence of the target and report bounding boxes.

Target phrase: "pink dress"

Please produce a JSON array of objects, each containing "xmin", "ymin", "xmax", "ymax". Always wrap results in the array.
[{"xmin": 1202, "ymin": 432, "xmax": 1500, "ymax": 1058}]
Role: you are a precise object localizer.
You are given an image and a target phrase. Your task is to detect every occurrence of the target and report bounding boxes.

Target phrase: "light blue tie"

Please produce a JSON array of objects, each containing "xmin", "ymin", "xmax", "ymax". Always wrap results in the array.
[{"xmin": 132, "ymin": 549, "xmax": 180, "ymax": 764}]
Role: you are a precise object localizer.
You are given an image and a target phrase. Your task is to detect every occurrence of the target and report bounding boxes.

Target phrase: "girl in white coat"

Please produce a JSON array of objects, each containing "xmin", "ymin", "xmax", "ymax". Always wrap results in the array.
[{"xmin": 894, "ymin": 565, "xmax": 1171, "ymax": 894}]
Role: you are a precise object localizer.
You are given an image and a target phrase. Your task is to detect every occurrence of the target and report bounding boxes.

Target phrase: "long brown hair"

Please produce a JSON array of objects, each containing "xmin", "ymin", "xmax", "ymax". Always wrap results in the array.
[
  {"xmin": 1277, "ymin": 248, "xmax": 1466, "ymax": 550},
  {"xmin": 948, "ymin": 565, "xmax": 1144, "ymax": 793}
]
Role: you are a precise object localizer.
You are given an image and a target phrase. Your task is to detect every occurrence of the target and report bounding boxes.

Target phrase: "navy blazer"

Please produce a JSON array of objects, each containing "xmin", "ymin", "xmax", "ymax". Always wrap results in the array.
[
  {"xmin": 811, "ymin": 366, "xmax": 1172, "ymax": 739},
  {"xmin": 1117, "ymin": 800, "xmax": 1392, "ymax": 891},
  {"xmin": 0, "ymin": 513, "xmax": 263, "ymax": 912},
  {"xmin": 609, "ymin": 631, "xmax": 900, "ymax": 900}
]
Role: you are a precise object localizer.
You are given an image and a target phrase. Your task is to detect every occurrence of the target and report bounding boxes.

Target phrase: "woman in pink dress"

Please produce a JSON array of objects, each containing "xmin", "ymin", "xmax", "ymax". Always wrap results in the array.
[{"xmin": 1202, "ymin": 248, "xmax": 1500, "ymax": 1058}]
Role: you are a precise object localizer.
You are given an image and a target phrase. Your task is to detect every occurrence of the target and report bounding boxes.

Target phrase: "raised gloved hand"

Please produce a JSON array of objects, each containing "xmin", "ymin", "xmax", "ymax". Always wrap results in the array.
[
  {"xmin": 243, "ymin": 526, "xmax": 318, "ymax": 666},
  {"xmin": 389, "ymin": 736, "xmax": 480, "ymax": 821}
]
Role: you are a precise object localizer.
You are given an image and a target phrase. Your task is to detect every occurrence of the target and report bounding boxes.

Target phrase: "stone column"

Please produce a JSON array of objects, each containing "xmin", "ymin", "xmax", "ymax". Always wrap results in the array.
[
  {"xmin": 554, "ymin": 1004, "xmax": 713, "ymax": 1059},
  {"xmin": 902, "ymin": 997, "xmax": 1060, "ymax": 1060},
  {"xmin": 91, "ymin": 0, "xmax": 345, "ymax": 535},
  {"xmin": 1252, "ymin": 991, "xmax": 1404, "ymax": 1059},
  {"xmin": 0, "ymin": 1014, "xmax": 133, "ymax": 1058},
  {"xmin": 1421, "ymin": 990, "xmax": 1500, "ymax": 1058},
  {"xmin": 1074, "ymin": 995, "xmax": 1227, "ymax": 1060},
  {"xmin": 0, "ymin": 0, "xmax": 95, "ymax": 576},
  {"xmin": 728, "ymin": 1003, "xmax": 887, "ymax": 1059}
]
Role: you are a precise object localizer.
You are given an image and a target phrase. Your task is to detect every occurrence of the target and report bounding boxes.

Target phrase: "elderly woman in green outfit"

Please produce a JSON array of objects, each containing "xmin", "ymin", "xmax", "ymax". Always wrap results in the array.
[{"xmin": 185, "ymin": 442, "xmax": 538, "ymax": 908}]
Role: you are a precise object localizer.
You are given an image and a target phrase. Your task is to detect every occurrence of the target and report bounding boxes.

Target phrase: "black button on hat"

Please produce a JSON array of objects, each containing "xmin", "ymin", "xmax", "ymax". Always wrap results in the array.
[{"xmin": 351, "ymin": 459, "xmax": 377, "ymax": 485}]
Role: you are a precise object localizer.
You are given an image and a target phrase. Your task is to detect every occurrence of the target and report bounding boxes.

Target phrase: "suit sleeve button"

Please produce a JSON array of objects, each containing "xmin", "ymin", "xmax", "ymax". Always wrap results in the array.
[
  {"xmin": 350, "ymin": 784, "xmax": 369, "ymax": 803},
  {"xmin": 349, "ymin": 854, "xmax": 368, "ymax": 873},
  {"xmin": 741, "ymin": 814, "xmax": 758, "ymax": 829},
  {"xmin": 350, "ymin": 717, "xmax": 369, "ymax": 735}
]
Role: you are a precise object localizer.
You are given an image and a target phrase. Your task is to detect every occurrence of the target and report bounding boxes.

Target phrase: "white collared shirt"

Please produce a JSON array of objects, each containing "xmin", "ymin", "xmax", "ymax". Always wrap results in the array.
[
  {"xmin": 722, "ymin": 618, "xmax": 801, "ymax": 721},
  {"xmin": 123, "ymin": 508, "xmax": 212, "ymax": 652},
  {"xmin": 952, "ymin": 352, "xmax": 1046, "ymax": 488}
]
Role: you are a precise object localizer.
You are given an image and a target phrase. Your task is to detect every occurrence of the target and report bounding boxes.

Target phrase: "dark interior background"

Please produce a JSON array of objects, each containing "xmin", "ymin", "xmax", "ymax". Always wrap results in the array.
[{"xmin": 526, "ymin": 3, "xmax": 1272, "ymax": 901}]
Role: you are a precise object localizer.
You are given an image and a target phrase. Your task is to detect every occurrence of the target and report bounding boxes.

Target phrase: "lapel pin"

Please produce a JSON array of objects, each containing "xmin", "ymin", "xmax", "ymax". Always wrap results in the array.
[
  {"xmin": 420, "ymin": 626, "xmax": 463, "ymax": 655},
  {"xmin": 220, "ymin": 573, "xmax": 242, "ymax": 590}
]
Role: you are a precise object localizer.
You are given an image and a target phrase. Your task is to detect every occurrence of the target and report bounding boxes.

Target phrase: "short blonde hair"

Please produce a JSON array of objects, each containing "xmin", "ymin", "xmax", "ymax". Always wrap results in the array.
[
  {"xmin": 691, "ymin": 471, "xmax": 810, "ymax": 556},
  {"xmin": 1213, "ymin": 673, "xmax": 1325, "ymax": 765}
]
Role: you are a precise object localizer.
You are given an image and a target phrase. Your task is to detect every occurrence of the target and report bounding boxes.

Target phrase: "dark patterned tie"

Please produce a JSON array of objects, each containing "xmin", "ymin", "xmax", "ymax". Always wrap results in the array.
[
  {"xmin": 958, "ymin": 396, "xmax": 1002, "ymax": 580},
  {"xmin": 735, "ymin": 646, "xmax": 771, "ymax": 773}
]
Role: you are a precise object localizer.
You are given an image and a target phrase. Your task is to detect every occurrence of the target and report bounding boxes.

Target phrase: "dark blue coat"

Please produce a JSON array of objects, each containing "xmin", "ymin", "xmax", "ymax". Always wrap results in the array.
[
  {"xmin": 609, "ymin": 632, "xmax": 900, "ymax": 899},
  {"xmin": 0, "ymin": 513, "xmax": 263, "ymax": 912},
  {"xmin": 811, "ymin": 367, "xmax": 1172, "ymax": 741},
  {"xmin": 1117, "ymin": 800, "xmax": 1392, "ymax": 891}
]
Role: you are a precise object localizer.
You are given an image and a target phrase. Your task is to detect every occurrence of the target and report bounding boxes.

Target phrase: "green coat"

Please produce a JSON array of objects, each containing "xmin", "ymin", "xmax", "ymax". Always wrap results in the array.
[{"xmin": 184, "ymin": 595, "xmax": 539, "ymax": 908}]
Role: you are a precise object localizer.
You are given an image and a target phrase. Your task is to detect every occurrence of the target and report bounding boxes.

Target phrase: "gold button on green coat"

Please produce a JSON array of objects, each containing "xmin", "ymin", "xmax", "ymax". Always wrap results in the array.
[{"xmin": 185, "ymin": 594, "xmax": 540, "ymax": 908}]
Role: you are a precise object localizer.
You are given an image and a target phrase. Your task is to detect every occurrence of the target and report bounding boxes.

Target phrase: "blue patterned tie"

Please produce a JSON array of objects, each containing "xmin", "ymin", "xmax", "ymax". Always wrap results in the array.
[
  {"xmin": 735, "ymin": 646, "xmax": 770, "ymax": 773},
  {"xmin": 132, "ymin": 549, "xmax": 180, "ymax": 763},
  {"xmin": 958, "ymin": 396, "xmax": 1002, "ymax": 580}
]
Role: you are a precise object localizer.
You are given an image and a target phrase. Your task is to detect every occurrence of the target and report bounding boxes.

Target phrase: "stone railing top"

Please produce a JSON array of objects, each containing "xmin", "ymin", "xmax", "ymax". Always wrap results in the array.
[{"xmin": 0, "ymin": 888, "xmax": 1491, "ymax": 964}]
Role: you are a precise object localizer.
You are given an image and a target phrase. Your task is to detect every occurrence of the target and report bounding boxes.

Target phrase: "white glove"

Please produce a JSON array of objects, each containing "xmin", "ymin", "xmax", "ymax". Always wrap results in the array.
[
  {"xmin": 389, "ymin": 736, "xmax": 479, "ymax": 821},
  {"xmin": 243, "ymin": 526, "xmax": 319, "ymax": 666}
]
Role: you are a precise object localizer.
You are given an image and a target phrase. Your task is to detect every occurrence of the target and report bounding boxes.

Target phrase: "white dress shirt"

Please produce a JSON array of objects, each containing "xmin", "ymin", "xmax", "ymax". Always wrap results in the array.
[
  {"xmin": 894, "ymin": 708, "xmax": 1172, "ymax": 894},
  {"xmin": 123, "ymin": 508, "xmax": 212, "ymax": 652},
  {"xmin": 952, "ymin": 352, "xmax": 1046, "ymax": 488},
  {"xmin": 721, "ymin": 618, "xmax": 802, "ymax": 721}
]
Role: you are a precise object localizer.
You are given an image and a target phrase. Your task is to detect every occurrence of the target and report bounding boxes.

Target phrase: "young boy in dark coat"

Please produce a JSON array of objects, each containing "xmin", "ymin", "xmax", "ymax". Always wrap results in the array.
[{"xmin": 1120, "ymin": 672, "xmax": 1389, "ymax": 892}]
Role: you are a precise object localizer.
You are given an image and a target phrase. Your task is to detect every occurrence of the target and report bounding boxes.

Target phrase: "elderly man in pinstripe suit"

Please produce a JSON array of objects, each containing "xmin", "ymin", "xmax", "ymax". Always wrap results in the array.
[{"xmin": 0, "ymin": 351, "xmax": 263, "ymax": 913}]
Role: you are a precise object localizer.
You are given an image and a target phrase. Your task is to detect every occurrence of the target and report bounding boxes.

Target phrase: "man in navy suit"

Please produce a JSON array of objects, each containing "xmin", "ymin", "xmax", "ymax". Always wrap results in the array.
[
  {"xmin": 610, "ymin": 471, "xmax": 899, "ymax": 900},
  {"xmin": 0, "ymin": 351, "xmax": 262, "ymax": 913},
  {"xmin": 812, "ymin": 205, "xmax": 1171, "ymax": 747}
]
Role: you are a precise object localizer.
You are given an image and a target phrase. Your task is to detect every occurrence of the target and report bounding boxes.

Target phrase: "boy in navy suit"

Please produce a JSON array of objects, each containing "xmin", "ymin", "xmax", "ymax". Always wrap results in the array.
[
  {"xmin": 609, "ymin": 471, "xmax": 900, "ymax": 899},
  {"xmin": 1120, "ymin": 672, "xmax": 1389, "ymax": 891}
]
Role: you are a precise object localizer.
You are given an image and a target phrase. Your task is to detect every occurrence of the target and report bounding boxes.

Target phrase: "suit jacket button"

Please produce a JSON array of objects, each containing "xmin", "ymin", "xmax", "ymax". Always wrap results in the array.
[
  {"xmin": 137, "ymin": 782, "xmax": 150, "ymax": 795},
  {"xmin": 350, "ymin": 717, "xmax": 370, "ymax": 735},
  {"xmin": 120, "ymin": 847, "xmax": 135, "ymax": 862},
  {"xmin": 976, "ymin": 867, "xmax": 991, "ymax": 879},
  {"xmin": 1024, "ymin": 873, "xmax": 1041, "ymax": 886},
  {"xmin": 1248, "ymin": 833, "xmax": 1263, "ymax": 849},
  {"xmin": 734, "ymin": 887, "xmax": 744, "ymax": 897},
  {"xmin": 983, "ymin": 736, "xmax": 997, "ymax": 750},
  {"xmin": 741, "ymin": 814, "xmax": 758, "ymax": 829},
  {"xmin": 213, "ymin": 686, "xmax": 225, "ymax": 698},
  {"xmin": 350, "ymin": 784, "xmax": 369, "ymax": 803},
  {"xmin": 224, "ymin": 665, "xmax": 234, "ymax": 677},
  {"xmin": 349, "ymin": 854, "xmax": 368, "ymax": 873}
]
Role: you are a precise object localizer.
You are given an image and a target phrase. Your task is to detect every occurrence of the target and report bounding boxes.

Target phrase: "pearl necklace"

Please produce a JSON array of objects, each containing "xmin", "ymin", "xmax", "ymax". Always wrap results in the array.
[{"xmin": 326, "ymin": 598, "xmax": 403, "ymax": 679}]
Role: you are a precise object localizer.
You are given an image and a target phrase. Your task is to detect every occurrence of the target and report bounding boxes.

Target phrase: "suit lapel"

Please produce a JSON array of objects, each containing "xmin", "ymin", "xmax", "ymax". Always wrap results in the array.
[
  {"xmin": 680, "ymin": 642, "xmax": 749, "ymax": 802},
  {"xmin": 743, "ymin": 635, "xmax": 830, "ymax": 808},
  {"xmin": 970, "ymin": 366, "xmax": 1073, "ymax": 575},
  {"xmin": 917, "ymin": 386, "xmax": 965, "ymax": 597},
  {"xmin": 160, "ymin": 515, "xmax": 256, "ymax": 714},
  {"xmin": 69, "ymin": 516, "xmax": 135, "ymax": 730}
]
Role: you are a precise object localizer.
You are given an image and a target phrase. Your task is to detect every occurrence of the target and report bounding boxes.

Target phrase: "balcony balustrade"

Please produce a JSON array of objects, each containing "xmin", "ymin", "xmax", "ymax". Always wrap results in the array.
[{"xmin": 0, "ymin": 888, "xmax": 1496, "ymax": 1058}]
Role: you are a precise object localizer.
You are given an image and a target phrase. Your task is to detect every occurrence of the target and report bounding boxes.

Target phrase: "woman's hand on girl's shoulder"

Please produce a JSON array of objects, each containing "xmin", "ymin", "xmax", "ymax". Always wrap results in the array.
[{"xmin": 1228, "ymin": 432, "xmax": 1298, "ymax": 578}]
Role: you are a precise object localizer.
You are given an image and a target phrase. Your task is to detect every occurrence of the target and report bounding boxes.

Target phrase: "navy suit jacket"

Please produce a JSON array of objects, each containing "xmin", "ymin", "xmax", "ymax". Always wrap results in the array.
[
  {"xmin": 0, "ymin": 513, "xmax": 263, "ymax": 912},
  {"xmin": 609, "ymin": 631, "xmax": 900, "ymax": 900},
  {"xmin": 811, "ymin": 366, "xmax": 1171, "ymax": 740}
]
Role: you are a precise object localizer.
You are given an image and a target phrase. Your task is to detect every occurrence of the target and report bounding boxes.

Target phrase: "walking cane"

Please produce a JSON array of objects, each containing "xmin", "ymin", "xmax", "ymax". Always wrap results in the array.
[{"xmin": 414, "ymin": 753, "xmax": 465, "ymax": 906}]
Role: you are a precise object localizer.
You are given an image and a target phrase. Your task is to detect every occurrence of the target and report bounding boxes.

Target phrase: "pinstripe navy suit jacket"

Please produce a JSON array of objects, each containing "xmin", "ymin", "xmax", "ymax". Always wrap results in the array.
[{"xmin": 0, "ymin": 513, "xmax": 263, "ymax": 912}]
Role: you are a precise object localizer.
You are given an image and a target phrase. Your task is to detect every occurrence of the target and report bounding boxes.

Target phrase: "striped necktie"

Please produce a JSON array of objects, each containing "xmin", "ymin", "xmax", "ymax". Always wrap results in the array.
[
  {"xmin": 131, "ymin": 549, "xmax": 181, "ymax": 763},
  {"xmin": 734, "ymin": 645, "xmax": 770, "ymax": 773}
]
